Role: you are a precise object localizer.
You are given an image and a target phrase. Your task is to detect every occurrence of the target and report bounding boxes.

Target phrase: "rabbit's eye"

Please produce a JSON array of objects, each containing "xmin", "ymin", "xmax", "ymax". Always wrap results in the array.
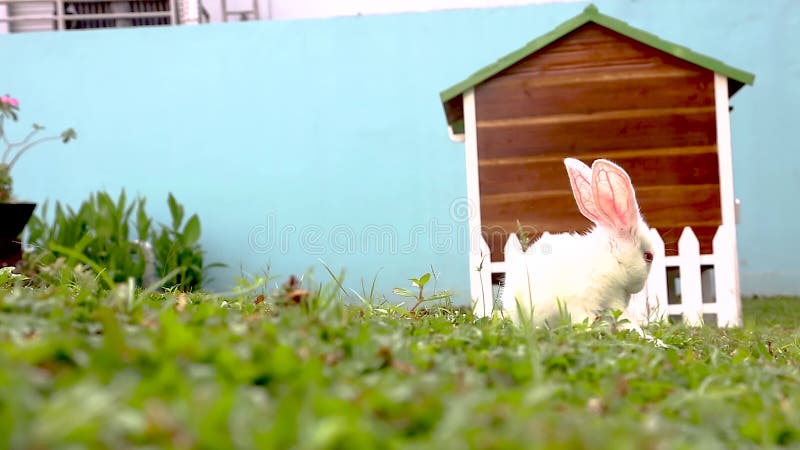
[{"xmin": 643, "ymin": 251, "xmax": 654, "ymax": 263}]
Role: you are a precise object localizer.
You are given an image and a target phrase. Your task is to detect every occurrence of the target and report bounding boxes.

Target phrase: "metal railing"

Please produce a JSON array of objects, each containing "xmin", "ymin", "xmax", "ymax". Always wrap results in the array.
[{"xmin": 0, "ymin": 0, "xmax": 180, "ymax": 32}]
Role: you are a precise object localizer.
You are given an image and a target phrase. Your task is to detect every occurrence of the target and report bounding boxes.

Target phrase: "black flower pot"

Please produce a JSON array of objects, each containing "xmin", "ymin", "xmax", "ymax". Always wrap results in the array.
[{"xmin": 0, "ymin": 202, "xmax": 36, "ymax": 268}]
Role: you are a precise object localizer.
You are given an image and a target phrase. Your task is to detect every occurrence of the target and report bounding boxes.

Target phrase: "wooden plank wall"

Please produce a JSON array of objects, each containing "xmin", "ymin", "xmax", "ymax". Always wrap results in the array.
[{"xmin": 475, "ymin": 23, "xmax": 721, "ymax": 261}]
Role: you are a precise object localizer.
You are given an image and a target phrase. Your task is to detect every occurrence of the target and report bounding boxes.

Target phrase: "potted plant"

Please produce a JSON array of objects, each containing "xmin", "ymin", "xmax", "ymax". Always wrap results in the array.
[{"xmin": 1, "ymin": 94, "xmax": 76, "ymax": 267}]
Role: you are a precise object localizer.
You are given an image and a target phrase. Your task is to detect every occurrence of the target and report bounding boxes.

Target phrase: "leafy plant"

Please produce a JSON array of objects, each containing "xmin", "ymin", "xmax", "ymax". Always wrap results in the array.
[
  {"xmin": 0, "ymin": 95, "xmax": 76, "ymax": 202},
  {"xmin": 151, "ymin": 193, "xmax": 222, "ymax": 290},
  {"xmin": 25, "ymin": 191, "xmax": 147, "ymax": 285},
  {"xmin": 392, "ymin": 270, "xmax": 453, "ymax": 312},
  {"xmin": 25, "ymin": 191, "xmax": 219, "ymax": 290}
]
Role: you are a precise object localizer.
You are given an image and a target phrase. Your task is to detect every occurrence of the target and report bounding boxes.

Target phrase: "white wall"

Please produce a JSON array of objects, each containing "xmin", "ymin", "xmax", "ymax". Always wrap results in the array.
[
  {"xmin": 0, "ymin": 5, "xmax": 7, "ymax": 33},
  {"xmin": 203, "ymin": 0, "xmax": 579, "ymax": 23},
  {"xmin": 267, "ymin": 0, "xmax": 579, "ymax": 19},
  {"xmin": 0, "ymin": 0, "xmax": 578, "ymax": 30}
]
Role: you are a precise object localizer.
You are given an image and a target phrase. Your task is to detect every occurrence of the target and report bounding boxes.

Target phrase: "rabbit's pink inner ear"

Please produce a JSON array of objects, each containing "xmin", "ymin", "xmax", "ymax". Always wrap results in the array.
[
  {"xmin": 591, "ymin": 160, "xmax": 641, "ymax": 238},
  {"xmin": 564, "ymin": 158, "xmax": 603, "ymax": 224}
]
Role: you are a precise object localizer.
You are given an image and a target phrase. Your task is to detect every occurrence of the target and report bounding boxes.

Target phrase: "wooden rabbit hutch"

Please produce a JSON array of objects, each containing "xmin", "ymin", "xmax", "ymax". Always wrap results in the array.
[{"xmin": 440, "ymin": 5, "xmax": 754, "ymax": 326}]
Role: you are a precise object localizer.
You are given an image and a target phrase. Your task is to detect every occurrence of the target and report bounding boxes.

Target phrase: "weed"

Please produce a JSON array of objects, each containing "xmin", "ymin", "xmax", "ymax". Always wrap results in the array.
[{"xmin": 392, "ymin": 270, "xmax": 453, "ymax": 312}]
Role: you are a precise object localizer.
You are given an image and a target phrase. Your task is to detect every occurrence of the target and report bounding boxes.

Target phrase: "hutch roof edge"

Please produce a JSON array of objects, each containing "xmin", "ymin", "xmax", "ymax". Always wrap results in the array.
[{"xmin": 440, "ymin": 4, "xmax": 755, "ymax": 134}]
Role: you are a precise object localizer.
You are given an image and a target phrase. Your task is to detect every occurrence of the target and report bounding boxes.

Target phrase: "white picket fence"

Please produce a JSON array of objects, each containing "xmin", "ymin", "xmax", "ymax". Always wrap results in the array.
[{"xmin": 471, "ymin": 225, "xmax": 742, "ymax": 327}]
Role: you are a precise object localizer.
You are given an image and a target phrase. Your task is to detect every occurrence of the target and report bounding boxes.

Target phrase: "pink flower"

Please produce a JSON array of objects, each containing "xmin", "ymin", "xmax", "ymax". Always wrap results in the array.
[{"xmin": 0, "ymin": 96, "xmax": 18, "ymax": 107}]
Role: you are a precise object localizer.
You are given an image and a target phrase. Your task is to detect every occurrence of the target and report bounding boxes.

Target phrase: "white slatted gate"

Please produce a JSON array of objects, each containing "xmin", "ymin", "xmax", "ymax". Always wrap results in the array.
[{"xmin": 471, "ymin": 225, "xmax": 742, "ymax": 327}]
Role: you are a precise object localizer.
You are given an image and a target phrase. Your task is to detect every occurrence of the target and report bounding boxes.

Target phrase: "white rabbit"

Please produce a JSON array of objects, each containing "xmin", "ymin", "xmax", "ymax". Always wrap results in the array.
[{"xmin": 500, "ymin": 158, "xmax": 658, "ymax": 338}]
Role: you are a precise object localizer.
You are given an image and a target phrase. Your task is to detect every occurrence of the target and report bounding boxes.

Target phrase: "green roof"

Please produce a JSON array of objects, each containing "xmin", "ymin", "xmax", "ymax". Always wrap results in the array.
[{"xmin": 441, "ymin": 4, "xmax": 755, "ymax": 130}]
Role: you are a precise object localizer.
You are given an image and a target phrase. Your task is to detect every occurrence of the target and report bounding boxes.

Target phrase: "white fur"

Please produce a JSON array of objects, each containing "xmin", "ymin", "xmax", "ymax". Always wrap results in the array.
[
  {"xmin": 501, "ymin": 158, "xmax": 657, "ymax": 338},
  {"xmin": 501, "ymin": 221, "xmax": 651, "ymax": 325}
]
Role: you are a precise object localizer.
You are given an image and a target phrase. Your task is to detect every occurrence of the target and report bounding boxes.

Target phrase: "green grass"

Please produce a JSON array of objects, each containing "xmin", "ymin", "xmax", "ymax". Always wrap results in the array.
[
  {"xmin": 743, "ymin": 296, "xmax": 800, "ymax": 330},
  {"xmin": 1, "ymin": 272, "xmax": 799, "ymax": 449}
]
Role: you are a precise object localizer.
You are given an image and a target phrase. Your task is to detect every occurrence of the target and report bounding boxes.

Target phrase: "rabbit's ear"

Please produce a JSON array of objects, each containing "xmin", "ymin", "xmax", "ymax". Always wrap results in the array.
[
  {"xmin": 590, "ymin": 159, "xmax": 641, "ymax": 239},
  {"xmin": 564, "ymin": 158, "xmax": 604, "ymax": 224}
]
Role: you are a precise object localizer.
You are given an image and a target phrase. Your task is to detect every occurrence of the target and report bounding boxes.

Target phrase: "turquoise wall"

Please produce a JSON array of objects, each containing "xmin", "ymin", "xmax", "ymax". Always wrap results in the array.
[{"xmin": 2, "ymin": 0, "xmax": 797, "ymax": 298}]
